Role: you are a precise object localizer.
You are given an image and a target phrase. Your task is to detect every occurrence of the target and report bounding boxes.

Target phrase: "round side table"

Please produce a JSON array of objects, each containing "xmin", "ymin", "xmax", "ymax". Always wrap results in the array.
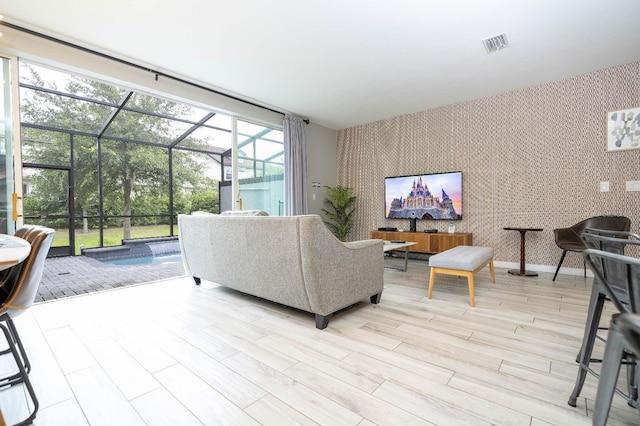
[{"xmin": 503, "ymin": 227, "xmax": 543, "ymax": 276}]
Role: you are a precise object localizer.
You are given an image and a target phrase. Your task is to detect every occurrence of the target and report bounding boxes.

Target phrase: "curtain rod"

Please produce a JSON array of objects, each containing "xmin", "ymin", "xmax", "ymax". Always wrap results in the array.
[{"xmin": 0, "ymin": 21, "xmax": 310, "ymax": 124}]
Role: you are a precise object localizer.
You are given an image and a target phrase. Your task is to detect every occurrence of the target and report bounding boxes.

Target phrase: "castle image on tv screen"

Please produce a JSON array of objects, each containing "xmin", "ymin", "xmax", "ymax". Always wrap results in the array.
[{"xmin": 385, "ymin": 173, "xmax": 462, "ymax": 220}]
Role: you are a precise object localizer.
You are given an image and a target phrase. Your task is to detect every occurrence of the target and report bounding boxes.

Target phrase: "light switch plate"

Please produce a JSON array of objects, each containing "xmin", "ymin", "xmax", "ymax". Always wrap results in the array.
[
  {"xmin": 600, "ymin": 181, "xmax": 610, "ymax": 192},
  {"xmin": 626, "ymin": 180, "xmax": 640, "ymax": 191}
]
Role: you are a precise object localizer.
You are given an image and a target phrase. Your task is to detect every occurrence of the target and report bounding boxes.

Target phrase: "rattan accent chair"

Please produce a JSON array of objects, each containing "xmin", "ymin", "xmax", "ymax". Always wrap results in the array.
[
  {"xmin": 0, "ymin": 226, "xmax": 54, "ymax": 426},
  {"xmin": 552, "ymin": 215, "xmax": 631, "ymax": 281}
]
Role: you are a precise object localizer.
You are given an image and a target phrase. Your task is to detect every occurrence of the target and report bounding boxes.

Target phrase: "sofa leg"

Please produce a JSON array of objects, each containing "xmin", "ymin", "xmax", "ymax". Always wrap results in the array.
[
  {"xmin": 370, "ymin": 293, "xmax": 382, "ymax": 304},
  {"xmin": 193, "ymin": 277, "xmax": 201, "ymax": 285},
  {"xmin": 315, "ymin": 313, "xmax": 332, "ymax": 329}
]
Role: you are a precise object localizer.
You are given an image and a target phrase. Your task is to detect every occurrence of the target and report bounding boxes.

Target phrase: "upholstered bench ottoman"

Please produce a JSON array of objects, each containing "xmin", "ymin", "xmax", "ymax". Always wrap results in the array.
[{"xmin": 428, "ymin": 245, "xmax": 495, "ymax": 307}]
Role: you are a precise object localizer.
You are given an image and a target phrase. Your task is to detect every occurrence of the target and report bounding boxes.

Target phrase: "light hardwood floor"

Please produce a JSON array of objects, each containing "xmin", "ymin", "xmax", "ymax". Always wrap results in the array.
[{"xmin": 1, "ymin": 260, "xmax": 638, "ymax": 425}]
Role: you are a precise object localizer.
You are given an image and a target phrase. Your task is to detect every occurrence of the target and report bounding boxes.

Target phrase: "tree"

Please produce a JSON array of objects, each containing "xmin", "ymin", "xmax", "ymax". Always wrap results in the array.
[
  {"xmin": 19, "ymin": 64, "xmax": 218, "ymax": 240},
  {"xmin": 190, "ymin": 187, "xmax": 220, "ymax": 213}
]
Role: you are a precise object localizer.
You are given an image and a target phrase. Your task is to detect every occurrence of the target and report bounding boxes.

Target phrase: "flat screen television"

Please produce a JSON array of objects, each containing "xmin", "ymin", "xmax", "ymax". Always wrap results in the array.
[{"xmin": 385, "ymin": 171, "xmax": 462, "ymax": 221}]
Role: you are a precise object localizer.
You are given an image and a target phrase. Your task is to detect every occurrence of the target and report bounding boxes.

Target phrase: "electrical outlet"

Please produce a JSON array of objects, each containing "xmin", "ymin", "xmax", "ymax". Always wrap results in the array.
[
  {"xmin": 626, "ymin": 180, "xmax": 640, "ymax": 191},
  {"xmin": 600, "ymin": 181, "xmax": 610, "ymax": 192}
]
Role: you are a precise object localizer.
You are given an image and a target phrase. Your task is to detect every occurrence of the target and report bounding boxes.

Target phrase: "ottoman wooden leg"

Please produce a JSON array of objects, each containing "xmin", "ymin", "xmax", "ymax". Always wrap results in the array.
[
  {"xmin": 465, "ymin": 271, "xmax": 476, "ymax": 307},
  {"xmin": 489, "ymin": 259, "xmax": 496, "ymax": 283}
]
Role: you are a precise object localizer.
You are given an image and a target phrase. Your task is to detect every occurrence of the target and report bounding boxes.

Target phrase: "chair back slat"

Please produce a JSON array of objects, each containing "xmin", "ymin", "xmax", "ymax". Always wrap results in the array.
[
  {"xmin": 582, "ymin": 229, "xmax": 640, "ymax": 253},
  {"xmin": 583, "ymin": 228, "xmax": 640, "ymax": 241},
  {"xmin": 584, "ymin": 248, "xmax": 640, "ymax": 314},
  {"xmin": 581, "ymin": 232, "xmax": 640, "ymax": 299}
]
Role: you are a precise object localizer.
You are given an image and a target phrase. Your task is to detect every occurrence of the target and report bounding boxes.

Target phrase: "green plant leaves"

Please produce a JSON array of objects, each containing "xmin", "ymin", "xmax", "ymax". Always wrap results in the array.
[{"xmin": 321, "ymin": 185, "xmax": 356, "ymax": 242}]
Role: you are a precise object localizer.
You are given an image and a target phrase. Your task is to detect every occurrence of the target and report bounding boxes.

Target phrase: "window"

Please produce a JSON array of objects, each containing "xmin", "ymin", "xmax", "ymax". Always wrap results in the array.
[{"xmin": 18, "ymin": 61, "xmax": 281, "ymax": 253}]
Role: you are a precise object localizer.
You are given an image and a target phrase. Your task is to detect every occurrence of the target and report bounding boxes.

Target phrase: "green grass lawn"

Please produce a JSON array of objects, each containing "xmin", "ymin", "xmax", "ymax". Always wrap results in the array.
[{"xmin": 49, "ymin": 225, "xmax": 175, "ymax": 255}]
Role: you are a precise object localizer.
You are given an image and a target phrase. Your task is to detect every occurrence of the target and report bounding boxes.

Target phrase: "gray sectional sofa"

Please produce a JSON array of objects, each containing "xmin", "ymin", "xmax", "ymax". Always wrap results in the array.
[{"xmin": 178, "ymin": 212, "xmax": 384, "ymax": 329}]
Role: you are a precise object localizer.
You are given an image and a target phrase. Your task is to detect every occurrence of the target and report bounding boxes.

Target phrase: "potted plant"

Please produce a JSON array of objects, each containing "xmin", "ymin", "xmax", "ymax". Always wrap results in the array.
[{"xmin": 321, "ymin": 185, "xmax": 356, "ymax": 242}]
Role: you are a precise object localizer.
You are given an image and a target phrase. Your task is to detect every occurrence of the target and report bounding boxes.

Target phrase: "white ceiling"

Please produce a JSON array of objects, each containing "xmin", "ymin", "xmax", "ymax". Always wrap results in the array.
[{"xmin": 1, "ymin": 0, "xmax": 640, "ymax": 130}]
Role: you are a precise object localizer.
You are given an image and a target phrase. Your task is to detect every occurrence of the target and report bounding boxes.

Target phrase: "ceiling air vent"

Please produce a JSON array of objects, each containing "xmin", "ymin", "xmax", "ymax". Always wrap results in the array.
[{"xmin": 482, "ymin": 33, "xmax": 509, "ymax": 54}]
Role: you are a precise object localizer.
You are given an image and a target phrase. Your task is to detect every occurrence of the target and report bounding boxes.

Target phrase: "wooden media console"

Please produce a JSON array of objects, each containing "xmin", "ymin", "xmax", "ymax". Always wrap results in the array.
[{"xmin": 370, "ymin": 231, "xmax": 472, "ymax": 254}]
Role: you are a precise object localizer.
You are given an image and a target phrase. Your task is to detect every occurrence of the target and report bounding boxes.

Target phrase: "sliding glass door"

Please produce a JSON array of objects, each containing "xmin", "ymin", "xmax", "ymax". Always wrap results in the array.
[
  {"xmin": 0, "ymin": 55, "xmax": 19, "ymax": 234},
  {"xmin": 235, "ymin": 120, "xmax": 284, "ymax": 215}
]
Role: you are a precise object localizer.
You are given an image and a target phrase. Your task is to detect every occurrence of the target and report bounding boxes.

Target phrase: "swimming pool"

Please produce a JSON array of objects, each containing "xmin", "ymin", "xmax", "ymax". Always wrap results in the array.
[{"xmin": 102, "ymin": 253, "xmax": 183, "ymax": 266}]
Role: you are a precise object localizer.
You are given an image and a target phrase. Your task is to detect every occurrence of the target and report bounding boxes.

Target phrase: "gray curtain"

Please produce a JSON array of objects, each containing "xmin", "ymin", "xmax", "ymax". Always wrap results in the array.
[{"xmin": 283, "ymin": 115, "xmax": 308, "ymax": 216}]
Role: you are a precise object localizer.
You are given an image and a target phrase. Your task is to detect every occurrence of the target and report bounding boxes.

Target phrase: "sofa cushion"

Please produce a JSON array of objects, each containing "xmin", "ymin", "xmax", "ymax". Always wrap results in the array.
[
  {"xmin": 219, "ymin": 210, "xmax": 269, "ymax": 216},
  {"xmin": 429, "ymin": 245, "xmax": 494, "ymax": 271}
]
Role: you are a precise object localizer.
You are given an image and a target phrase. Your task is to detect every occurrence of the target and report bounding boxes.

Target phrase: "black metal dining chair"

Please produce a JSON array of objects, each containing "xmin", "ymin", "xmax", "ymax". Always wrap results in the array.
[
  {"xmin": 568, "ymin": 232, "xmax": 640, "ymax": 410},
  {"xmin": 574, "ymin": 247, "xmax": 640, "ymax": 425}
]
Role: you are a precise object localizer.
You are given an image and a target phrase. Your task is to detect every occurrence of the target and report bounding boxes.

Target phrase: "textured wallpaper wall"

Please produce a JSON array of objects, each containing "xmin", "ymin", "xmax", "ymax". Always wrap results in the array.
[{"xmin": 337, "ymin": 62, "xmax": 640, "ymax": 271}]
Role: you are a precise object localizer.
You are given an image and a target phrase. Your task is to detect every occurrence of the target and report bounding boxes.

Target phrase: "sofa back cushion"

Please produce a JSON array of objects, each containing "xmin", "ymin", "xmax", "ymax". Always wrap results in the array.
[{"xmin": 219, "ymin": 210, "xmax": 269, "ymax": 216}]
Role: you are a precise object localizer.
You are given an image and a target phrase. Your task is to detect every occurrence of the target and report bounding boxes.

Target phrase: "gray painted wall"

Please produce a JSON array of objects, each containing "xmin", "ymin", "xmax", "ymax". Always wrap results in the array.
[{"xmin": 305, "ymin": 123, "xmax": 337, "ymax": 216}]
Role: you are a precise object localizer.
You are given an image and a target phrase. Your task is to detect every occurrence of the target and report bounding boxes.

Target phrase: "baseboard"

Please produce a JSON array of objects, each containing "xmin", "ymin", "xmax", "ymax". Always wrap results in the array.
[{"xmin": 493, "ymin": 261, "xmax": 592, "ymax": 278}]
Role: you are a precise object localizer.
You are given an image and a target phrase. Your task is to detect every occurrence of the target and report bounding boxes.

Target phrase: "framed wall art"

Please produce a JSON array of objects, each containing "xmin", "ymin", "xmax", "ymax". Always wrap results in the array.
[{"xmin": 607, "ymin": 107, "xmax": 640, "ymax": 151}]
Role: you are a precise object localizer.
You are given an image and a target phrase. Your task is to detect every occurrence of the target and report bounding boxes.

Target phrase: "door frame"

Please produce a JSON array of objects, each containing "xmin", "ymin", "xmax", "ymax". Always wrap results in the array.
[
  {"xmin": 0, "ymin": 53, "xmax": 21, "ymax": 234},
  {"xmin": 22, "ymin": 163, "xmax": 74, "ymax": 256}
]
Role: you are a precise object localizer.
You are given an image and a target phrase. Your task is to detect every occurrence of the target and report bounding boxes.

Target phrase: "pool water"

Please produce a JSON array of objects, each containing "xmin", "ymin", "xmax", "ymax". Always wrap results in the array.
[{"xmin": 103, "ymin": 253, "xmax": 183, "ymax": 266}]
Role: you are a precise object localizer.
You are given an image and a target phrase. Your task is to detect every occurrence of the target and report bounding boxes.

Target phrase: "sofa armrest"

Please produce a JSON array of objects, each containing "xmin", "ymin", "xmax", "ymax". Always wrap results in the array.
[{"xmin": 299, "ymin": 217, "xmax": 384, "ymax": 316}]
